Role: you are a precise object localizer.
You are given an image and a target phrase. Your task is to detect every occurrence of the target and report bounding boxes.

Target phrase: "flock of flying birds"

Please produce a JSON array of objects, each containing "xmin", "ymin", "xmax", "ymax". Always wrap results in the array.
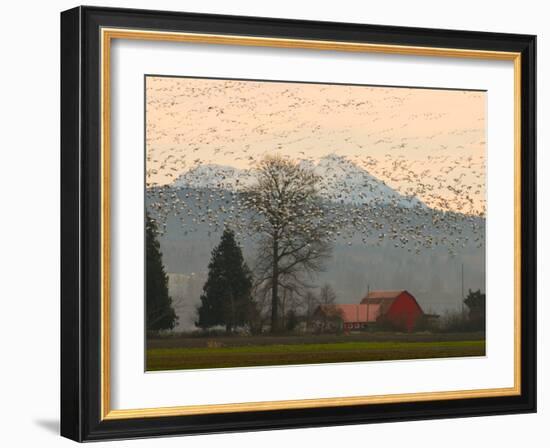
[
  {"xmin": 145, "ymin": 77, "xmax": 486, "ymax": 256},
  {"xmin": 146, "ymin": 155, "xmax": 486, "ymax": 257}
]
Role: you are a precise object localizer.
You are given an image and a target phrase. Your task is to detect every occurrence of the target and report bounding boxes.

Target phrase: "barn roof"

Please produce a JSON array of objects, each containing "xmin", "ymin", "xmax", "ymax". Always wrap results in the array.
[
  {"xmin": 360, "ymin": 290, "xmax": 423, "ymax": 314},
  {"xmin": 338, "ymin": 304, "xmax": 380, "ymax": 323},
  {"xmin": 317, "ymin": 304, "xmax": 381, "ymax": 323},
  {"xmin": 361, "ymin": 290, "xmax": 407, "ymax": 313},
  {"xmin": 364, "ymin": 290, "xmax": 407, "ymax": 300}
]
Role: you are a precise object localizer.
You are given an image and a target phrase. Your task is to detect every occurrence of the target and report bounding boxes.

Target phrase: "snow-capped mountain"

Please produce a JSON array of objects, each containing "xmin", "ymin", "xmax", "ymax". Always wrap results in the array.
[
  {"xmin": 173, "ymin": 154, "xmax": 424, "ymax": 208},
  {"xmin": 308, "ymin": 154, "xmax": 423, "ymax": 208}
]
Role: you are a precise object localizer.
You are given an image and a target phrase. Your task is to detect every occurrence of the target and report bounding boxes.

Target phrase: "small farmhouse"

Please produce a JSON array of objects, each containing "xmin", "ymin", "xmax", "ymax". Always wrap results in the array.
[
  {"xmin": 318, "ymin": 303, "xmax": 381, "ymax": 331},
  {"xmin": 360, "ymin": 290, "xmax": 424, "ymax": 332},
  {"xmin": 313, "ymin": 290, "xmax": 425, "ymax": 333}
]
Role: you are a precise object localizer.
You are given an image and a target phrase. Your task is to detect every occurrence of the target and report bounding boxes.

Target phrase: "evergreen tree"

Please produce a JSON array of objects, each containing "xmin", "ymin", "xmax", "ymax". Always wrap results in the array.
[
  {"xmin": 464, "ymin": 289, "xmax": 486, "ymax": 329},
  {"xmin": 146, "ymin": 213, "xmax": 177, "ymax": 332},
  {"xmin": 197, "ymin": 229, "xmax": 254, "ymax": 332}
]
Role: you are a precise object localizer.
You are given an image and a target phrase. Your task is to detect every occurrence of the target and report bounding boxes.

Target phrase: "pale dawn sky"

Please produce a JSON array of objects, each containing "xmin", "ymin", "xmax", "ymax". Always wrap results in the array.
[{"xmin": 145, "ymin": 76, "xmax": 486, "ymax": 215}]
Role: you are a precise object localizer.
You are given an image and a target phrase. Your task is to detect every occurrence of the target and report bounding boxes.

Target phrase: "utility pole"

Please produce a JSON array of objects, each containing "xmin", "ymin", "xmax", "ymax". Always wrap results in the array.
[
  {"xmin": 366, "ymin": 282, "xmax": 371, "ymax": 330},
  {"xmin": 461, "ymin": 263, "xmax": 465, "ymax": 315}
]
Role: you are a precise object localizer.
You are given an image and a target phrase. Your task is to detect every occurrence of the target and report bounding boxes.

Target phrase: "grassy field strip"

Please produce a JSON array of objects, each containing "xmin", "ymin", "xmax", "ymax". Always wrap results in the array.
[
  {"xmin": 146, "ymin": 340, "xmax": 485, "ymax": 371},
  {"xmin": 149, "ymin": 340, "xmax": 484, "ymax": 355}
]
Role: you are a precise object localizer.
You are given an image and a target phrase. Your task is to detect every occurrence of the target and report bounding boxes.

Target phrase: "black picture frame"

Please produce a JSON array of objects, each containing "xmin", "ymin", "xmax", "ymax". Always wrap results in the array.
[{"xmin": 61, "ymin": 5, "xmax": 536, "ymax": 442}]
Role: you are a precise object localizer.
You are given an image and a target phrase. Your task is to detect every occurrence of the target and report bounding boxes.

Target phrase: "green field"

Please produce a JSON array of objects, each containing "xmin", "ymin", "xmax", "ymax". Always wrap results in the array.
[{"xmin": 146, "ymin": 335, "xmax": 485, "ymax": 371}]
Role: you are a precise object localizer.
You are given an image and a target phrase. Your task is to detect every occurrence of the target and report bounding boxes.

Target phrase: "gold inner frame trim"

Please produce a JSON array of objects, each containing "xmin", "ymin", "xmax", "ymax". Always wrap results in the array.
[{"xmin": 100, "ymin": 27, "xmax": 522, "ymax": 420}]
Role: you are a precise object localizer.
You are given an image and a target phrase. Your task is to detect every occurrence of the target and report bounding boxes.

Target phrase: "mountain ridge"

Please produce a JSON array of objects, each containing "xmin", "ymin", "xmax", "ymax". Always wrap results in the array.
[{"xmin": 172, "ymin": 153, "xmax": 424, "ymax": 208}]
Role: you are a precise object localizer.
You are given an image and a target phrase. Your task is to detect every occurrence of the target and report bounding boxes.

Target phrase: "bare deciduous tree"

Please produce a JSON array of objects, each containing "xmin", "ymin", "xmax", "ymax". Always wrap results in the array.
[
  {"xmin": 317, "ymin": 283, "xmax": 341, "ymax": 332},
  {"xmin": 300, "ymin": 290, "xmax": 319, "ymax": 331},
  {"xmin": 241, "ymin": 155, "xmax": 333, "ymax": 332},
  {"xmin": 319, "ymin": 283, "xmax": 337, "ymax": 306}
]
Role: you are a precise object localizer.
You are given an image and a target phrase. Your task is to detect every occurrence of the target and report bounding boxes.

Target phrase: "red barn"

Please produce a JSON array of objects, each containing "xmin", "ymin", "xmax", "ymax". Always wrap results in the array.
[{"xmin": 361, "ymin": 290, "xmax": 424, "ymax": 332}]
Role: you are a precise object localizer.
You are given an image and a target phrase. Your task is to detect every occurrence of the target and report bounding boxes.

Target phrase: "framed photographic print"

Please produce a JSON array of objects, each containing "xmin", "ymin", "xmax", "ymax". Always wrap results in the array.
[{"xmin": 60, "ymin": 6, "xmax": 536, "ymax": 442}]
